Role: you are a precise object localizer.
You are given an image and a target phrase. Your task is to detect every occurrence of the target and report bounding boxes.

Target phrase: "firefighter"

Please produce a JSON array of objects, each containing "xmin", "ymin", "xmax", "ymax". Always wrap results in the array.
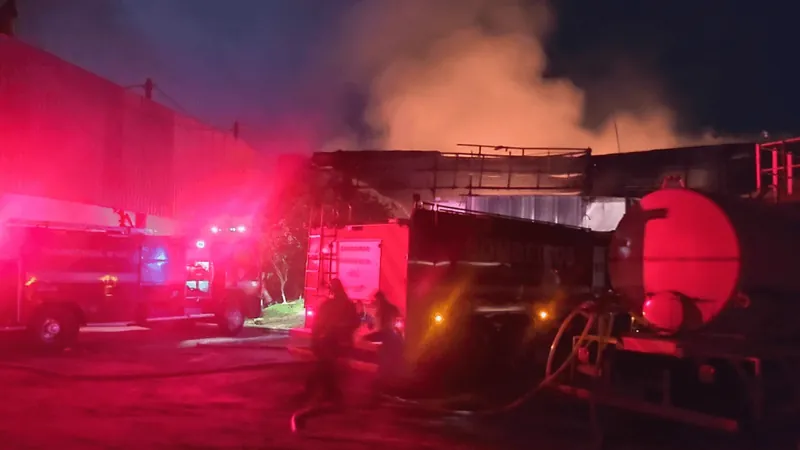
[
  {"xmin": 303, "ymin": 278, "xmax": 361, "ymax": 407},
  {"xmin": 363, "ymin": 291, "xmax": 404, "ymax": 399}
]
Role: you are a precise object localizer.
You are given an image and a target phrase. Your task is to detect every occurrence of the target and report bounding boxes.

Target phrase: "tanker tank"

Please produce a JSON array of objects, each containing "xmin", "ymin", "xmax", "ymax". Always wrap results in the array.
[{"xmin": 609, "ymin": 187, "xmax": 800, "ymax": 340}]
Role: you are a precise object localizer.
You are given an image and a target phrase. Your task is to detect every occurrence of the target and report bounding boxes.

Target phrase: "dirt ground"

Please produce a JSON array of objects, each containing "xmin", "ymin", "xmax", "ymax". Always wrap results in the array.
[{"xmin": 0, "ymin": 325, "xmax": 783, "ymax": 450}]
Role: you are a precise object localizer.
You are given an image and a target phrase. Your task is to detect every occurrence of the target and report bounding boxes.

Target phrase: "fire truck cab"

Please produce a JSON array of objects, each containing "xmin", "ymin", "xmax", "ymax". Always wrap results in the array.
[
  {"xmin": 0, "ymin": 220, "xmax": 261, "ymax": 352},
  {"xmin": 185, "ymin": 224, "xmax": 263, "ymax": 334}
]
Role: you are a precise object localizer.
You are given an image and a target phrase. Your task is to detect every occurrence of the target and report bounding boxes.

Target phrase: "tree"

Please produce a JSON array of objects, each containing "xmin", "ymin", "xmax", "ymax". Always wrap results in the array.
[
  {"xmin": 264, "ymin": 216, "xmax": 304, "ymax": 303},
  {"xmin": 259, "ymin": 167, "xmax": 397, "ymax": 304},
  {"xmin": 259, "ymin": 181, "xmax": 310, "ymax": 304}
]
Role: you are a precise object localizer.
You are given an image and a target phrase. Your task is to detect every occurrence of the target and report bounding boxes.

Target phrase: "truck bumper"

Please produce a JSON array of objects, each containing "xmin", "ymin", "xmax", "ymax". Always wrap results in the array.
[
  {"xmin": 241, "ymin": 294, "xmax": 262, "ymax": 319},
  {"xmin": 288, "ymin": 327, "xmax": 312, "ymax": 347}
]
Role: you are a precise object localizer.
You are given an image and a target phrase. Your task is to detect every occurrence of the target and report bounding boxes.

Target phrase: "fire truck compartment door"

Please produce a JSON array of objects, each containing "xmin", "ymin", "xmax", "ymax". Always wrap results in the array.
[{"xmin": 338, "ymin": 239, "xmax": 382, "ymax": 302}]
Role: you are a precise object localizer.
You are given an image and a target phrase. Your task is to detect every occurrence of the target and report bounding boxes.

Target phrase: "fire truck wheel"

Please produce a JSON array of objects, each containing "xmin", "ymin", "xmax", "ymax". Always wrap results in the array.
[
  {"xmin": 28, "ymin": 306, "xmax": 80, "ymax": 353},
  {"xmin": 216, "ymin": 303, "xmax": 245, "ymax": 336}
]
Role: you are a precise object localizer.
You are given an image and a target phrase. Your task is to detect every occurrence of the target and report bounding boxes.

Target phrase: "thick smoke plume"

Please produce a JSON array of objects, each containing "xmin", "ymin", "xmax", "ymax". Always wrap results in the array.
[{"xmin": 329, "ymin": 0, "xmax": 713, "ymax": 155}]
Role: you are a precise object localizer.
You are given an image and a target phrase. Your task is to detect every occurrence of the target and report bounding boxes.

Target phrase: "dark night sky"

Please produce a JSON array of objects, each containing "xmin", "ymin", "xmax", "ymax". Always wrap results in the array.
[
  {"xmin": 13, "ymin": 0, "xmax": 800, "ymax": 153},
  {"xmin": 546, "ymin": 0, "xmax": 798, "ymax": 135}
]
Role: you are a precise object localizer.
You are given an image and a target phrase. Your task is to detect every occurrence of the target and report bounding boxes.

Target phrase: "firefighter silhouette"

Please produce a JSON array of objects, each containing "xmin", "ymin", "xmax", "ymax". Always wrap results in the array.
[
  {"xmin": 363, "ymin": 291, "xmax": 404, "ymax": 400},
  {"xmin": 303, "ymin": 278, "xmax": 361, "ymax": 406}
]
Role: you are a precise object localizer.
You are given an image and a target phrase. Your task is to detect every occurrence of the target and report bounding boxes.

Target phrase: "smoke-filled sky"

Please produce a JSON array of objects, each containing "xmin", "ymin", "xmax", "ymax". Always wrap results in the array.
[{"xmin": 15, "ymin": 0, "xmax": 799, "ymax": 154}]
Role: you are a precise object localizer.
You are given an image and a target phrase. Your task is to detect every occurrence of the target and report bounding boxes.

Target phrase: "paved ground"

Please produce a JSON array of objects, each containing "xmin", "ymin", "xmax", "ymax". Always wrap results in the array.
[
  {"xmin": 0, "ymin": 325, "xmax": 787, "ymax": 450},
  {"xmin": 0, "ymin": 325, "xmax": 508, "ymax": 449}
]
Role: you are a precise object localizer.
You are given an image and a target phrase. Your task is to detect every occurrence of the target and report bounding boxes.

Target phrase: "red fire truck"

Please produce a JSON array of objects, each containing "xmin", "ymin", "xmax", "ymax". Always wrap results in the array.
[
  {"xmin": 0, "ymin": 220, "xmax": 262, "ymax": 352},
  {"xmin": 294, "ymin": 202, "xmax": 609, "ymax": 390}
]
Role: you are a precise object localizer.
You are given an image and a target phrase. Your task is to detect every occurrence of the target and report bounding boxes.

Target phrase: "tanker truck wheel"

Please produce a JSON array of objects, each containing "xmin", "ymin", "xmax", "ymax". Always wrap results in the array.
[
  {"xmin": 27, "ymin": 305, "xmax": 80, "ymax": 353},
  {"xmin": 216, "ymin": 300, "xmax": 245, "ymax": 337}
]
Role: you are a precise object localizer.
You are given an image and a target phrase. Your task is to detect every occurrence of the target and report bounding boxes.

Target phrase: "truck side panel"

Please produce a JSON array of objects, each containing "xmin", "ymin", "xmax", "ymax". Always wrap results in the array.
[
  {"xmin": 405, "ymin": 208, "xmax": 607, "ymax": 390},
  {"xmin": 19, "ymin": 228, "xmax": 143, "ymax": 324},
  {"xmin": 337, "ymin": 224, "xmax": 409, "ymax": 316},
  {"xmin": 302, "ymin": 223, "xmax": 409, "ymax": 328}
]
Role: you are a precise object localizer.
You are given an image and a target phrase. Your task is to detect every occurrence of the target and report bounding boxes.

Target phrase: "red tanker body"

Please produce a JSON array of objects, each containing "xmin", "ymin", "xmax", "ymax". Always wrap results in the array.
[
  {"xmin": 610, "ymin": 188, "xmax": 800, "ymax": 339},
  {"xmin": 550, "ymin": 184, "xmax": 800, "ymax": 438}
]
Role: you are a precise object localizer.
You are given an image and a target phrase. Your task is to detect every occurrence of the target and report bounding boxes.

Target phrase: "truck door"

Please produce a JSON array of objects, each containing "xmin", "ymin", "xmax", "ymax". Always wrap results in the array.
[
  {"xmin": 140, "ymin": 236, "xmax": 187, "ymax": 319},
  {"xmin": 337, "ymin": 239, "xmax": 382, "ymax": 303}
]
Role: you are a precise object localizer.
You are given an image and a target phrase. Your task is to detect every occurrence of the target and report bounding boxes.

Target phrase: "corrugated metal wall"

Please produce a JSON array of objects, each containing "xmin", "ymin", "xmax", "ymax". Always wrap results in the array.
[
  {"xmin": 102, "ymin": 94, "xmax": 176, "ymax": 217},
  {"xmin": 172, "ymin": 116, "xmax": 259, "ymax": 220},
  {"xmin": 466, "ymin": 196, "xmax": 587, "ymax": 227},
  {"xmin": 0, "ymin": 37, "xmax": 258, "ymax": 221},
  {"xmin": 0, "ymin": 35, "xmax": 107, "ymax": 205},
  {"xmin": 462, "ymin": 195, "xmax": 627, "ymax": 231}
]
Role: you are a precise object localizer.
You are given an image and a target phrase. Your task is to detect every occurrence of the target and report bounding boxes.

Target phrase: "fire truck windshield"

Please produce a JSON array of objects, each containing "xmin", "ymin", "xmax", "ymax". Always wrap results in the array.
[
  {"xmin": 213, "ymin": 240, "xmax": 260, "ymax": 289},
  {"xmin": 186, "ymin": 261, "xmax": 211, "ymax": 293},
  {"xmin": 228, "ymin": 248, "xmax": 259, "ymax": 288}
]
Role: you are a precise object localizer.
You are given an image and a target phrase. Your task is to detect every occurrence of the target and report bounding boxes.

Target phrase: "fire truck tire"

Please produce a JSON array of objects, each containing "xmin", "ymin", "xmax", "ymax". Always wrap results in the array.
[
  {"xmin": 27, "ymin": 305, "xmax": 80, "ymax": 353},
  {"xmin": 216, "ymin": 302, "xmax": 245, "ymax": 336}
]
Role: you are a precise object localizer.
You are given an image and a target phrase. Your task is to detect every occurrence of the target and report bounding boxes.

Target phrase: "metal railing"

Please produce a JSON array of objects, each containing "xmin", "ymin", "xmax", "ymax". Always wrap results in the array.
[
  {"xmin": 311, "ymin": 144, "xmax": 592, "ymax": 198},
  {"xmin": 3, "ymin": 218, "xmax": 154, "ymax": 235},
  {"xmin": 756, "ymin": 137, "xmax": 800, "ymax": 200}
]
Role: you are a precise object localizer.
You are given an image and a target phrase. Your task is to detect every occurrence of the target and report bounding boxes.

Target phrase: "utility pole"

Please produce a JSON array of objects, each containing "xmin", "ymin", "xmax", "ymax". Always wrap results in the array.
[
  {"xmin": 143, "ymin": 78, "xmax": 154, "ymax": 100},
  {"xmin": 613, "ymin": 117, "xmax": 622, "ymax": 153},
  {"xmin": 0, "ymin": 0, "xmax": 18, "ymax": 36}
]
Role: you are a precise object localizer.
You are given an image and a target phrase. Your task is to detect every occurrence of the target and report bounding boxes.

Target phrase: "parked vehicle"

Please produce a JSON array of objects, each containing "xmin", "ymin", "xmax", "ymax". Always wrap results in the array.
[
  {"xmin": 550, "ymin": 141, "xmax": 800, "ymax": 440},
  {"xmin": 293, "ymin": 202, "xmax": 609, "ymax": 393},
  {"xmin": 0, "ymin": 220, "xmax": 261, "ymax": 352}
]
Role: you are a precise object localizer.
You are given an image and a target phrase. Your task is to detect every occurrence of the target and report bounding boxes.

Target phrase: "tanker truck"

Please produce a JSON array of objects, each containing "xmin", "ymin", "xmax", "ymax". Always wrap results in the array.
[
  {"xmin": 549, "ymin": 186, "xmax": 800, "ymax": 440},
  {"xmin": 291, "ymin": 202, "xmax": 610, "ymax": 395}
]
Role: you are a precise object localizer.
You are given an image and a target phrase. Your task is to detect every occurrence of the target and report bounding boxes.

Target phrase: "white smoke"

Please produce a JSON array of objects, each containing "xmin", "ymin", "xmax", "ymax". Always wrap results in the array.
[{"xmin": 328, "ymin": 0, "xmax": 716, "ymax": 154}]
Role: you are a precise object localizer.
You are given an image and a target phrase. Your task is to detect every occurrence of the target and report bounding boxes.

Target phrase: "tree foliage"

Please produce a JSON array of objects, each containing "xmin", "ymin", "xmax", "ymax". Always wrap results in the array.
[
  {"xmin": 262, "ymin": 210, "xmax": 306, "ymax": 304},
  {"xmin": 259, "ymin": 169, "xmax": 396, "ymax": 304}
]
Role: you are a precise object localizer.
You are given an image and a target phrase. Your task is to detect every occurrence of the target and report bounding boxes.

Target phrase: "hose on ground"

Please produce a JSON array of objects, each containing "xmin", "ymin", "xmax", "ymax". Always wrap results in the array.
[
  {"xmin": 382, "ymin": 300, "xmax": 602, "ymax": 417},
  {"xmin": 0, "ymin": 349, "xmax": 310, "ymax": 381},
  {"xmin": 290, "ymin": 301, "xmax": 611, "ymax": 444},
  {"xmin": 193, "ymin": 343, "xmax": 290, "ymax": 351},
  {"xmin": 290, "ymin": 404, "xmax": 445, "ymax": 447}
]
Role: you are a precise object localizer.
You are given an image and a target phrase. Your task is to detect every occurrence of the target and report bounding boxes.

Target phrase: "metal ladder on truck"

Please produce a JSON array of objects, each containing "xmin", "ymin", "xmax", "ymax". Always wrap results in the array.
[
  {"xmin": 318, "ymin": 225, "xmax": 339, "ymax": 294},
  {"xmin": 304, "ymin": 205, "xmax": 340, "ymax": 306}
]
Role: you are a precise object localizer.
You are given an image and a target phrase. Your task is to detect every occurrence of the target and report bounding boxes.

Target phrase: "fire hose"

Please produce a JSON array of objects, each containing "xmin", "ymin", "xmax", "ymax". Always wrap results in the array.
[
  {"xmin": 0, "ymin": 359, "xmax": 311, "ymax": 381},
  {"xmin": 291, "ymin": 300, "xmax": 617, "ymax": 444},
  {"xmin": 382, "ymin": 300, "xmax": 604, "ymax": 415},
  {"xmin": 0, "ymin": 344, "xmax": 307, "ymax": 381}
]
